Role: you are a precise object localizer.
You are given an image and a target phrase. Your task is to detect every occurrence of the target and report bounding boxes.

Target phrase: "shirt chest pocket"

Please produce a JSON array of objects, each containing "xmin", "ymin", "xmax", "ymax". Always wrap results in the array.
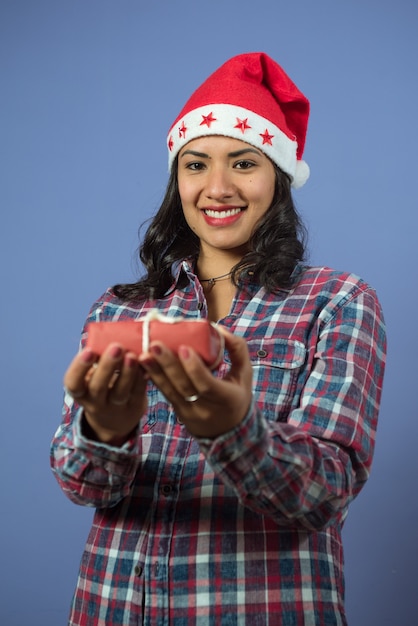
[{"xmin": 239, "ymin": 337, "xmax": 306, "ymax": 422}]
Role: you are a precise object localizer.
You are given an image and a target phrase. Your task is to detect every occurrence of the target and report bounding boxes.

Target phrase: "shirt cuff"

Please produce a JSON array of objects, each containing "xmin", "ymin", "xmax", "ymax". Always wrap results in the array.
[
  {"xmin": 197, "ymin": 399, "xmax": 269, "ymax": 469},
  {"xmin": 73, "ymin": 409, "xmax": 141, "ymax": 461}
]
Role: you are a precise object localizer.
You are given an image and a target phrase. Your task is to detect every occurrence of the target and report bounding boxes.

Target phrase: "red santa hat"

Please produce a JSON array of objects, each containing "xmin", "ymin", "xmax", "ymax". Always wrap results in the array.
[{"xmin": 167, "ymin": 52, "xmax": 310, "ymax": 188}]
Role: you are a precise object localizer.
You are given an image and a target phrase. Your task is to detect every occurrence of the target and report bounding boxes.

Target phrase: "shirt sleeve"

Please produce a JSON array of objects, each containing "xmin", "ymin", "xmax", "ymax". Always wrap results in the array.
[
  {"xmin": 198, "ymin": 284, "xmax": 387, "ymax": 531},
  {"xmin": 51, "ymin": 395, "xmax": 142, "ymax": 508},
  {"xmin": 50, "ymin": 293, "xmax": 143, "ymax": 508}
]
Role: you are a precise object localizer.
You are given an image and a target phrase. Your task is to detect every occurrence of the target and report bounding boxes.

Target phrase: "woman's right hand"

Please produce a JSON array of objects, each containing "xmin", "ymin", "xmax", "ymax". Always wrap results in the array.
[{"xmin": 64, "ymin": 343, "xmax": 148, "ymax": 446}]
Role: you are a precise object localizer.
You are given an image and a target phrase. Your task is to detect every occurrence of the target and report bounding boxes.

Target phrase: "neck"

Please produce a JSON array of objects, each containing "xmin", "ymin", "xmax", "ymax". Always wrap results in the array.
[
  {"xmin": 199, "ymin": 270, "xmax": 232, "ymax": 292},
  {"xmin": 196, "ymin": 250, "xmax": 242, "ymax": 281},
  {"xmin": 200, "ymin": 272, "xmax": 237, "ymax": 322}
]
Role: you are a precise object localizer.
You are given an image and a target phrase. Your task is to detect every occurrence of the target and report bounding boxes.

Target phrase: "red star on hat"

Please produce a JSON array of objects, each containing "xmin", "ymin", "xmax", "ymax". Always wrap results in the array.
[
  {"xmin": 260, "ymin": 129, "xmax": 274, "ymax": 145},
  {"xmin": 168, "ymin": 136, "xmax": 174, "ymax": 151},
  {"xmin": 178, "ymin": 122, "xmax": 187, "ymax": 138},
  {"xmin": 200, "ymin": 112, "xmax": 217, "ymax": 127},
  {"xmin": 234, "ymin": 117, "xmax": 251, "ymax": 133}
]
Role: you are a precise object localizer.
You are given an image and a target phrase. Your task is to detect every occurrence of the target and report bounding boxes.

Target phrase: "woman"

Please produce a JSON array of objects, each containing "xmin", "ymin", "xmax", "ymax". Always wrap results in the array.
[{"xmin": 51, "ymin": 52, "xmax": 386, "ymax": 625}]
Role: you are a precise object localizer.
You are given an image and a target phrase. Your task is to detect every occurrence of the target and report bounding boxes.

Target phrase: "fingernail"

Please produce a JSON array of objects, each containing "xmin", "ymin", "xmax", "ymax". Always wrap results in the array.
[
  {"xmin": 125, "ymin": 355, "xmax": 137, "ymax": 369},
  {"xmin": 81, "ymin": 348, "xmax": 95, "ymax": 363},
  {"xmin": 178, "ymin": 346, "xmax": 190, "ymax": 360},
  {"xmin": 110, "ymin": 345, "xmax": 123, "ymax": 359},
  {"xmin": 150, "ymin": 344, "xmax": 162, "ymax": 356}
]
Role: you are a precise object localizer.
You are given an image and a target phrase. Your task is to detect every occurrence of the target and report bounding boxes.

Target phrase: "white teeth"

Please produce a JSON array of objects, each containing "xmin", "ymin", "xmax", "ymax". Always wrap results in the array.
[{"xmin": 204, "ymin": 208, "xmax": 242, "ymax": 218}]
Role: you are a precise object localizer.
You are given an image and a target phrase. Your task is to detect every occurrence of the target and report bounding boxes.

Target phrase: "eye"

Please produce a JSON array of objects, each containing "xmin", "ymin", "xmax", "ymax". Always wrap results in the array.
[
  {"xmin": 234, "ymin": 160, "xmax": 255, "ymax": 170},
  {"xmin": 185, "ymin": 161, "xmax": 206, "ymax": 171}
]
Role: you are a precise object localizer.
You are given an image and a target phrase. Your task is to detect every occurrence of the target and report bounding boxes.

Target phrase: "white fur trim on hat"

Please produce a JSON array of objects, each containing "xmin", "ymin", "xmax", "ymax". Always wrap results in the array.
[{"xmin": 167, "ymin": 104, "xmax": 309, "ymax": 188}]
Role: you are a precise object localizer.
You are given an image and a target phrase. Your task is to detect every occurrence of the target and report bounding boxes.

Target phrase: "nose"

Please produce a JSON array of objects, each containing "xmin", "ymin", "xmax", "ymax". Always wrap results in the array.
[{"xmin": 204, "ymin": 165, "xmax": 235, "ymax": 200}]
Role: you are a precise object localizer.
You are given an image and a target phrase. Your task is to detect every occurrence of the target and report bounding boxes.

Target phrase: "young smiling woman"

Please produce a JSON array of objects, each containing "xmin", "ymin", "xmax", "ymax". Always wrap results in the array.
[
  {"xmin": 51, "ymin": 53, "xmax": 386, "ymax": 626},
  {"xmin": 178, "ymin": 135, "xmax": 276, "ymax": 319}
]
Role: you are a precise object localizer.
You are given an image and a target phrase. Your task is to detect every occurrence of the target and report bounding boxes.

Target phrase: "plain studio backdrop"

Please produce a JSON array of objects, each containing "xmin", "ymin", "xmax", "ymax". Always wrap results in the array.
[{"xmin": 1, "ymin": 1, "xmax": 417, "ymax": 624}]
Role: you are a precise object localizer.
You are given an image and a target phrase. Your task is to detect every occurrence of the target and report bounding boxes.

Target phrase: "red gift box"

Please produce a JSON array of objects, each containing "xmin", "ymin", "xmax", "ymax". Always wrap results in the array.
[{"xmin": 86, "ymin": 312, "xmax": 224, "ymax": 369}]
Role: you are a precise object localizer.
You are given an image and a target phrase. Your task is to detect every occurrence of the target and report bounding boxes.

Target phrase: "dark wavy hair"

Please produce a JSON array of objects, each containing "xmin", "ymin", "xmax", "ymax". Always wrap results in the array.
[{"xmin": 113, "ymin": 158, "xmax": 307, "ymax": 301}]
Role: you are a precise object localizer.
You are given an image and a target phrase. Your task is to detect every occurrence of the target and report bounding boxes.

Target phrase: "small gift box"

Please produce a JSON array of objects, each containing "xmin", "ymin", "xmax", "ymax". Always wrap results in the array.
[{"xmin": 86, "ymin": 311, "xmax": 224, "ymax": 369}]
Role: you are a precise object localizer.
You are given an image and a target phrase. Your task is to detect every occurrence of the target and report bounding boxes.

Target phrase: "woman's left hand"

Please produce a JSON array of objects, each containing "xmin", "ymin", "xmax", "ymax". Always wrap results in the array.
[{"xmin": 139, "ymin": 327, "xmax": 253, "ymax": 438}]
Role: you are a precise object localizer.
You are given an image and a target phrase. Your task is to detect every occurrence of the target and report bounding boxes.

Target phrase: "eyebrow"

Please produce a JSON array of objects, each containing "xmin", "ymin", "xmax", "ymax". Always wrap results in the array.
[{"xmin": 180, "ymin": 147, "xmax": 263, "ymax": 159}]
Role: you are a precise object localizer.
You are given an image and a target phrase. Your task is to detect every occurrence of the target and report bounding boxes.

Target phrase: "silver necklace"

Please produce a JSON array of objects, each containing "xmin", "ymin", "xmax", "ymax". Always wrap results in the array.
[{"xmin": 200, "ymin": 271, "xmax": 232, "ymax": 291}]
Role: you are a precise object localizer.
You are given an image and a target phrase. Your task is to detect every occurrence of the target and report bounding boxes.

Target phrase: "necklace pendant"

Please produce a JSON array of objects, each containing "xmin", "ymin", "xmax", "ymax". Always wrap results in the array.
[{"xmin": 200, "ymin": 270, "xmax": 232, "ymax": 291}]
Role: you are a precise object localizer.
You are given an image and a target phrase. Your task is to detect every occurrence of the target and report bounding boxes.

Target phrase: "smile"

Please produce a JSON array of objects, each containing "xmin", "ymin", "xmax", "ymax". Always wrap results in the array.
[{"xmin": 203, "ymin": 207, "xmax": 244, "ymax": 219}]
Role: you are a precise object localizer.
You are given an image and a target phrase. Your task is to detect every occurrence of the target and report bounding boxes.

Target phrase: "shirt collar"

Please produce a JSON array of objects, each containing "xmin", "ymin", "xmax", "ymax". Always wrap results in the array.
[{"xmin": 167, "ymin": 259, "xmax": 305, "ymax": 296}]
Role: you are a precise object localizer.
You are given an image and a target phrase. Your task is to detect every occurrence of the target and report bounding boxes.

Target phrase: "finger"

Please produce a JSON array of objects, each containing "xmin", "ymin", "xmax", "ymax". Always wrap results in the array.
[
  {"xmin": 141, "ymin": 343, "xmax": 199, "ymax": 402},
  {"xmin": 217, "ymin": 327, "xmax": 252, "ymax": 383},
  {"xmin": 64, "ymin": 348, "xmax": 98, "ymax": 399},
  {"xmin": 176, "ymin": 345, "xmax": 215, "ymax": 397},
  {"xmin": 179, "ymin": 330, "xmax": 252, "ymax": 415},
  {"xmin": 129, "ymin": 365, "xmax": 149, "ymax": 410},
  {"xmin": 87, "ymin": 343, "xmax": 126, "ymax": 401},
  {"xmin": 107, "ymin": 352, "xmax": 142, "ymax": 406}
]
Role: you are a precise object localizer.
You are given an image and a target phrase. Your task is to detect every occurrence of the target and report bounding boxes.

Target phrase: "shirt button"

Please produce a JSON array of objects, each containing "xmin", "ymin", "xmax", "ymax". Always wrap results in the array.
[
  {"xmin": 197, "ymin": 302, "xmax": 204, "ymax": 310},
  {"xmin": 161, "ymin": 484, "xmax": 173, "ymax": 496},
  {"xmin": 257, "ymin": 349, "xmax": 268, "ymax": 358},
  {"xmin": 134, "ymin": 565, "xmax": 143, "ymax": 577}
]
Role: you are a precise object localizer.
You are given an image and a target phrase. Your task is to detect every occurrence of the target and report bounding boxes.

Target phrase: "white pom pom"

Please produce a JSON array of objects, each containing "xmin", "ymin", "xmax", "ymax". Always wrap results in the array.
[{"xmin": 291, "ymin": 160, "xmax": 310, "ymax": 189}]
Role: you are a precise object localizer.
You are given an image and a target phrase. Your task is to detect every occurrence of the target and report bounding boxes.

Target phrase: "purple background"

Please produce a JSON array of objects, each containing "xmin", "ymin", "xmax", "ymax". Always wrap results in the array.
[{"xmin": 1, "ymin": 1, "xmax": 417, "ymax": 624}]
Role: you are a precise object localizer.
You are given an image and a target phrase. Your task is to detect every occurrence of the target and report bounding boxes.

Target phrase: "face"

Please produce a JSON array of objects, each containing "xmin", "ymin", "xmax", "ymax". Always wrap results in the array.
[{"xmin": 177, "ymin": 135, "xmax": 276, "ymax": 260}]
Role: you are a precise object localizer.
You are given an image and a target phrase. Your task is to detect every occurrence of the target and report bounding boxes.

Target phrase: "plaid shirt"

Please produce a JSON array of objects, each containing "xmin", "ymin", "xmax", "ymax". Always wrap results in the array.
[{"xmin": 51, "ymin": 263, "xmax": 386, "ymax": 626}]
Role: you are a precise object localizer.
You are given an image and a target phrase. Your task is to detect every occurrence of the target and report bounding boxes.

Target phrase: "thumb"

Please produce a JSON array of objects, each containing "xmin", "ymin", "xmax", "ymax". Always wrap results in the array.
[{"xmin": 218, "ymin": 327, "xmax": 252, "ymax": 382}]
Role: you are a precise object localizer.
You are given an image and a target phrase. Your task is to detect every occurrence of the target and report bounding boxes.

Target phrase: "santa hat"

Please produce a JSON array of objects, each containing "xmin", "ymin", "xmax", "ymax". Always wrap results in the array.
[{"xmin": 167, "ymin": 52, "xmax": 310, "ymax": 188}]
